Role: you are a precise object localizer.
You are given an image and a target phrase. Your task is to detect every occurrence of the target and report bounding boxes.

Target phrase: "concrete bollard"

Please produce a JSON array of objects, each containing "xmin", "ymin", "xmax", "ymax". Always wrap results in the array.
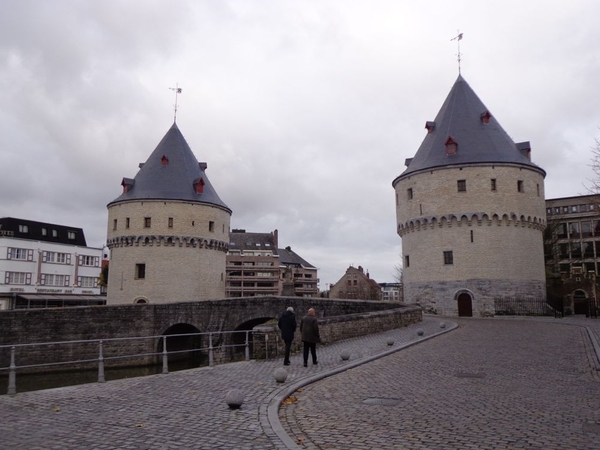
[
  {"xmin": 226, "ymin": 389, "xmax": 245, "ymax": 410},
  {"xmin": 340, "ymin": 349, "xmax": 351, "ymax": 361},
  {"xmin": 417, "ymin": 328, "xmax": 424, "ymax": 336},
  {"xmin": 386, "ymin": 338, "xmax": 395, "ymax": 346},
  {"xmin": 274, "ymin": 368, "xmax": 288, "ymax": 383}
]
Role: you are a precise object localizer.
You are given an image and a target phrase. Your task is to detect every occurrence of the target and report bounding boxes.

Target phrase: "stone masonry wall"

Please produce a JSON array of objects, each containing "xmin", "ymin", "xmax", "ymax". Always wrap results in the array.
[{"xmin": 252, "ymin": 305, "xmax": 422, "ymax": 359}]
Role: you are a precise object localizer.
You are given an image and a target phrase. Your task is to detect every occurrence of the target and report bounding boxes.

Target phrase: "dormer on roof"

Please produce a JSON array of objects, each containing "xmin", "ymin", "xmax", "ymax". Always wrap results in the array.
[
  {"xmin": 516, "ymin": 141, "xmax": 531, "ymax": 161},
  {"xmin": 425, "ymin": 121, "xmax": 436, "ymax": 133},
  {"xmin": 445, "ymin": 135, "xmax": 458, "ymax": 156},
  {"xmin": 161, "ymin": 155, "xmax": 169, "ymax": 166},
  {"xmin": 121, "ymin": 178, "xmax": 134, "ymax": 193},
  {"xmin": 480, "ymin": 110, "xmax": 492, "ymax": 124},
  {"xmin": 193, "ymin": 177, "xmax": 205, "ymax": 194}
]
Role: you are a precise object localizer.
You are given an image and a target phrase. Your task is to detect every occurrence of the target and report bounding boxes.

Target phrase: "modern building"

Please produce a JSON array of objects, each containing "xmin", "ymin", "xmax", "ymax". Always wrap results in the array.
[
  {"xmin": 106, "ymin": 123, "xmax": 231, "ymax": 304},
  {"xmin": 0, "ymin": 217, "xmax": 104, "ymax": 309},
  {"xmin": 329, "ymin": 265, "xmax": 382, "ymax": 300},
  {"xmin": 393, "ymin": 75, "xmax": 547, "ymax": 317},
  {"xmin": 379, "ymin": 282, "xmax": 402, "ymax": 302},
  {"xmin": 226, "ymin": 229, "xmax": 319, "ymax": 297},
  {"xmin": 545, "ymin": 194, "xmax": 600, "ymax": 313}
]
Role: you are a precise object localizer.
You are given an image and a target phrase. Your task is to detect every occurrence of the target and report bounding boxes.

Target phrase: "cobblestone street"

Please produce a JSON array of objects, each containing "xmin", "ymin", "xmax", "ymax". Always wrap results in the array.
[
  {"xmin": 281, "ymin": 318, "xmax": 600, "ymax": 449},
  {"xmin": 1, "ymin": 317, "xmax": 599, "ymax": 449}
]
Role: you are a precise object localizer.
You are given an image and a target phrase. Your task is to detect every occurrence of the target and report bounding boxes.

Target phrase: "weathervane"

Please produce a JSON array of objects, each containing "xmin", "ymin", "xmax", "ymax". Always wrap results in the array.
[
  {"xmin": 169, "ymin": 83, "xmax": 182, "ymax": 122},
  {"xmin": 450, "ymin": 31, "xmax": 463, "ymax": 74}
]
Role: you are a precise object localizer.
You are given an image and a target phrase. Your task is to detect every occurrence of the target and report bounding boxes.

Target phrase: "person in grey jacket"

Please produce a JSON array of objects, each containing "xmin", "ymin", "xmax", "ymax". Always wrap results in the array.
[
  {"xmin": 278, "ymin": 306, "xmax": 297, "ymax": 365},
  {"xmin": 300, "ymin": 308, "xmax": 320, "ymax": 367}
]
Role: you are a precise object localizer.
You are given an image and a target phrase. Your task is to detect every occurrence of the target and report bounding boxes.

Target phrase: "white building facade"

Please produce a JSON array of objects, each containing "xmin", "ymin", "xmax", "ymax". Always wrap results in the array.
[{"xmin": 0, "ymin": 218, "xmax": 103, "ymax": 310}]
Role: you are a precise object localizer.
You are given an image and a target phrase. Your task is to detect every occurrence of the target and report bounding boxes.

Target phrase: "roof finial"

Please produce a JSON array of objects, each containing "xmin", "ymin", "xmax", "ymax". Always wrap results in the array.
[
  {"xmin": 169, "ymin": 83, "xmax": 182, "ymax": 123},
  {"xmin": 450, "ymin": 31, "xmax": 463, "ymax": 74}
]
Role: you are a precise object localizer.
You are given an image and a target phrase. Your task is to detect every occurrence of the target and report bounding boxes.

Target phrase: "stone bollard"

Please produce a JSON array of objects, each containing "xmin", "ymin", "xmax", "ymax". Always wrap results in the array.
[
  {"xmin": 417, "ymin": 328, "xmax": 424, "ymax": 336},
  {"xmin": 386, "ymin": 338, "xmax": 395, "ymax": 346},
  {"xmin": 225, "ymin": 389, "xmax": 245, "ymax": 410},
  {"xmin": 340, "ymin": 349, "xmax": 351, "ymax": 361},
  {"xmin": 440, "ymin": 322, "xmax": 446, "ymax": 329},
  {"xmin": 274, "ymin": 368, "xmax": 288, "ymax": 383}
]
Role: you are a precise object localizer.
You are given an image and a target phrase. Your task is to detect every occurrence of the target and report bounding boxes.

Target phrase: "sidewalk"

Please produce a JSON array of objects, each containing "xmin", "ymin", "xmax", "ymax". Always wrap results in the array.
[{"xmin": 0, "ymin": 316, "xmax": 454, "ymax": 450}]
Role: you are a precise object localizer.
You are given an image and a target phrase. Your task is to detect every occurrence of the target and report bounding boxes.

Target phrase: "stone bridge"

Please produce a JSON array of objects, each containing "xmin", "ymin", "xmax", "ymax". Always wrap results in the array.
[{"xmin": 0, "ymin": 296, "xmax": 420, "ymax": 372}]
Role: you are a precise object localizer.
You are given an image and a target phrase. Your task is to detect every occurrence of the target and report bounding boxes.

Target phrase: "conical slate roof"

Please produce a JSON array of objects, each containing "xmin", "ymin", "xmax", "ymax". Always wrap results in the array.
[
  {"xmin": 108, "ymin": 123, "xmax": 231, "ymax": 211},
  {"xmin": 394, "ymin": 75, "xmax": 545, "ymax": 183}
]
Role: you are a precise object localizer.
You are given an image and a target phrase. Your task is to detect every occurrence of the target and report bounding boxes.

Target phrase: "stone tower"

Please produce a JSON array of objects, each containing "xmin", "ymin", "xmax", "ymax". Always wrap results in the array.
[
  {"xmin": 106, "ymin": 123, "xmax": 231, "ymax": 304},
  {"xmin": 392, "ymin": 76, "xmax": 546, "ymax": 317}
]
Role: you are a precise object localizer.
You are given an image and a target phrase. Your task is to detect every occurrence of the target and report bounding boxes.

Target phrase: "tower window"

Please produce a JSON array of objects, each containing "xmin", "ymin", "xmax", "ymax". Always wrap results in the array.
[
  {"xmin": 457, "ymin": 180, "xmax": 466, "ymax": 192},
  {"xmin": 144, "ymin": 217, "xmax": 151, "ymax": 228},
  {"xmin": 168, "ymin": 217, "xmax": 173, "ymax": 228},
  {"xmin": 407, "ymin": 188, "xmax": 413, "ymax": 200},
  {"xmin": 113, "ymin": 219, "xmax": 117, "ymax": 231},
  {"xmin": 209, "ymin": 221, "xmax": 215, "ymax": 232},
  {"xmin": 480, "ymin": 110, "xmax": 492, "ymax": 124},
  {"xmin": 126, "ymin": 218, "xmax": 130, "ymax": 229},
  {"xmin": 517, "ymin": 180, "xmax": 524, "ymax": 193},
  {"xmin": 491, "ymin": 179, "xmax": 497, "ymax": 191},
  {"xmin": 405, "ymin": 255, "xmax": 410, "ymax": 268},
  {"xmin": 536, "ymin": 184, "xmax": 540, "ymax": 196},
  {"xmin": 161, "ymin": 155, "xmax": 169, "ymax": 166},
  {"xmin": 135, "ymin": 263, "xmax": 146, "ymax": 279},
  {"xmin": 443, "ymin": 251, "xmax": 454, "ymax": 265}
]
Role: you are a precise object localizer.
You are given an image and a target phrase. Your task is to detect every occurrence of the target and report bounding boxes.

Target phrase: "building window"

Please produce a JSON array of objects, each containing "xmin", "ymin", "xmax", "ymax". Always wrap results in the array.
[
  {"xmin": 556, "ymin": 223, "xmax": 567, "ymax": 238},
  {"xmin": 582, "ymin": 221, "xmax": 593, "ymax": 237},
  {"xmin": 113, "ymin": 219, "xmax": 117, "ymax": 231},
  {"xmin": 554, "ymin": 207, "xmax": 560, "ymax": 214},
  {"xmin": 126, "ymin": 218, "xmax": 130, "ymax": 229},
  {"xmin": 168, "ymin": 217, "xmax": 173, "ymax": 228},
  {"xmin": 52, "ymin": 229, "xmax": 58, "ymax": 237},
  {"xmin": 43, "ymin": 251, "xmax": 69, "ymax": 264},
  {"xmin": 5, "ymin": 272, "xmax": 31, "ymax": 285},
  {"xmin": 78, "ymin": 276, "xmax": 98, "ymax": 288},
  {"xmin": 42, "ymin": 274, "xmax": 68, "ymax": 287},
  {"xmin": 491, "ymin": 179, "xmax": 497, "ymax": 191},
  {"xmin": 41, "ymin": 228, "xmax": 47, "ymax": 236},
  {"xmin": 405, "ymin": 255, "xmax": 410, "ymax": 268},
  {"xmin": 209, "ymin": 221, "xmax": 215, "ymax": 232},
  {"xmin": 445, "ymin": 135, "xmax": 458, "ymax": 155},
  {"xmin": 135, "ymin": 263, "xmax": 146, "ymax": 279},
  {"xmin": 457, "ymin": 180, "xmax": 466, "ymax": 192},
  {"xmin": 537, "ymin": 184, "xmax": 540, "ymax": 196},
  {"xmin": 517, "ymin": 180, "xmax": 524, "ymax": 192},
  {"xmin": 7, "ymin": 248, "xmax": 31, "ymax": 261},
  {"xmin": 443, "ymin": 251, "xmax": 454, "ymax": 265},
  {"xmin": 144, "ymin": 217, "xmax": 151, "ymax": 228},
  {"xmin": 407, "ymin": 188, "xmax": 413, "ymax": 200},
  {"xmin": 546, "ymin": 208, "xmax": 552, "ymax": 215},
  {"xmin": 571, "ymin": 243, "xmax": 582, "ymax": 259},
  {"xmin": 568, "ymin": 222, "xmax": 580, "ymax": 239},
  {"xmin": 79, "ymin": 255, "xmax": 99, "ymax": 267},
  {"xmin": 68, "ymin": 231, "xmax": 76, "ymax": 240},
  {"xmin": 18, "ymin": 224, "xmax": 28, "ymax": 233},
  {"xmin": 559, "ymin": 244, "xmax": 569, "ymax": 259},
  {"xmin": 571, "ymin": 205, "xmax": 578, "ymax": 213}
]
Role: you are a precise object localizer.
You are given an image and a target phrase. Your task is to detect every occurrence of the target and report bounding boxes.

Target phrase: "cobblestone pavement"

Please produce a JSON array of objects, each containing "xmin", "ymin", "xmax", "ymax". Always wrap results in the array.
[
  {"xmin": 2, "ymin": 316, "xmax": 599, "ymax": 450},
  {"xmin": 0, "ymin": 317, "xmax": 448, "ymax": 450},
  {"xmin": 281, "ymin": 317, "xmax": 600, "ymax": 450}
]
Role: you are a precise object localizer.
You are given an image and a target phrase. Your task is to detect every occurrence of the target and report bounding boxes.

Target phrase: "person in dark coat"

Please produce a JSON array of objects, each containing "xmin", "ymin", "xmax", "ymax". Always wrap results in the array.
[
  {"xmin": 278, "ymin": 306, "xmax": 297, "ymax": 365},
  {"xmin": 300, "ymin": 307, "xmax": 320, "ymax": 367}
]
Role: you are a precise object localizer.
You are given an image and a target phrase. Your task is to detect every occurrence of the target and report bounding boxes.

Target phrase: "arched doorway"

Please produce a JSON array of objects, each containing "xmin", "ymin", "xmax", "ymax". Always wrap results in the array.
[
  {"xmin": 457, "ymin": 293, "xmax": 473, "ymax": 317},
  {"xmin": 573, "ymin": 289, "xmax": 588, "ymax": 315}
]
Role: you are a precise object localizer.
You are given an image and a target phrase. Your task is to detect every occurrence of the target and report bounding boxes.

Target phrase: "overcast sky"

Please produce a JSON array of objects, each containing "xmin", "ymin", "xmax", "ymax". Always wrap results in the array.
[{"xmin": 1, "ymin": 0, "xmax": 600, "ymax": 289}]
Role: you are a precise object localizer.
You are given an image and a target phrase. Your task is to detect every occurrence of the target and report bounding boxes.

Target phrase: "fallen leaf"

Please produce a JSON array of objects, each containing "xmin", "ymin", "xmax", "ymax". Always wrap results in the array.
[
  {"xmin": 52, "ymin": 407, "xmax": 61, "ymax": 413},
  {"xmin": 135, "ymin": 424, "xmax": 145, "ymax": 428}
]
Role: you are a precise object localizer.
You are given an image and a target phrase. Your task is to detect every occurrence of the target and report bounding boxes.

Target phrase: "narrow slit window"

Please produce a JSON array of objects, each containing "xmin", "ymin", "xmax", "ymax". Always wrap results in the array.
[
  {"xmin": 457, "ymin": 180, "xmax": 467, "ymax": 192},
  {"xmin": 491, "ymin": 179, "xmax": 497, "ymax": 191},
  {"xmin": 443, "ymin": 251, "xmax": 454, "ymax": 265}
]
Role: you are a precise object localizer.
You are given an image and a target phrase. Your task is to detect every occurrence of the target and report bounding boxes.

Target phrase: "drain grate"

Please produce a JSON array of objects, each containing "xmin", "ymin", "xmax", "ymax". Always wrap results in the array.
[{"xmin": 363, "ymin": 397, "xmax": 401, "ymax": 406}]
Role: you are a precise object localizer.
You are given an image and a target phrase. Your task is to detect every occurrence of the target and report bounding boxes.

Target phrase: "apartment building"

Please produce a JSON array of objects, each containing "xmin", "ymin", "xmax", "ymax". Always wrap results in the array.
[
  {"xmin": 226, "ymin": 229, "xmax": 318, "ymax": 297},
  {"xmin": 0, "ymin": 217, "xmax": 104, "ymax": 309},
  {"xmin": 330, "ymin": 265, "xmax": 382, "ymax": 300}
]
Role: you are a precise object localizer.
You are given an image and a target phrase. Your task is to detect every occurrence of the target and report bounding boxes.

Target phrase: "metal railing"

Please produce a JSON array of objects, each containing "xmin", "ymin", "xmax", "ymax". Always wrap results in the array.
[
  {"xmin": 0, "ymin": 330, "xmax": 251, "ymax": 396},
  {"xmin": 494, "ymin": 297, "xmax": 562, "ymax": 317}
]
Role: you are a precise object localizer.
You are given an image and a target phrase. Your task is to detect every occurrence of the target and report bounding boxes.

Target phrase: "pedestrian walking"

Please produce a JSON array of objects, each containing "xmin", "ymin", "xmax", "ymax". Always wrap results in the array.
[
  {"xmin": 278, "ymin": 306, "xmax": 297, "ymax": 365},
  {"xmin": 300, "ymin": 307, "xmax": 320, "ymax": 367}
]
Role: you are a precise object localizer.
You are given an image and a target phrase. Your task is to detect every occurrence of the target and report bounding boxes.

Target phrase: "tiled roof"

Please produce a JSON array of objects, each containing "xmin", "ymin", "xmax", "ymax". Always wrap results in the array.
[
  {"xmin": 394, "ymin": 75, "xmax": 545, "ymax": 184},
  {"xmin": 229, "ymin": 231, "xmax": 276, "ymax": 251},
  {"xmin": 108, "ymin": 123, "xmax": 231, "ymax": 211},
  {"xmin": 278, "ymin": 247, "xmax": 315, "ymax": 268}
]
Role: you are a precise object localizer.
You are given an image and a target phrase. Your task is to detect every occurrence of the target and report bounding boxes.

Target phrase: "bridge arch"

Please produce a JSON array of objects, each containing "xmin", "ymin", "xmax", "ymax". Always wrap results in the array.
[
  {"xmin": 159, "ymin": 323, "xmax": 204, "ymax": 368},
  {"xmin": 232, "ymin": 317, "xmax": 276, "ymax": 355}
]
